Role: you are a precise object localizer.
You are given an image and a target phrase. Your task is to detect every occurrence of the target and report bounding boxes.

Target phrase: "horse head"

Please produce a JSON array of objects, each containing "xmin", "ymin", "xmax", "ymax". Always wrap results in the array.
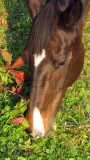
[{"xmin": 24, "ymin": 0, "xmax": 90, "ymax": 138}]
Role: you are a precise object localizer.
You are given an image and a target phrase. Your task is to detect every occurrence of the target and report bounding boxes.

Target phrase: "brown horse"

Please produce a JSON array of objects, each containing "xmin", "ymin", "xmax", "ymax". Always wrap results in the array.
[{"xmin": 24, "ymin": 0, "xmax": 90, "ymax": 138}]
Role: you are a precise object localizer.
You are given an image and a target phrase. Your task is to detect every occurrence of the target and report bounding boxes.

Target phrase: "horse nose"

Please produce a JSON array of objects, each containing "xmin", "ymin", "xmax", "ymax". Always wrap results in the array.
[
  {"xmin": 32, "ymin": 130, "xmax": 44, "ymax": 139},
  {"xmin": 32, "ymin": 107, "xmax": 45, "ymax": 138}
]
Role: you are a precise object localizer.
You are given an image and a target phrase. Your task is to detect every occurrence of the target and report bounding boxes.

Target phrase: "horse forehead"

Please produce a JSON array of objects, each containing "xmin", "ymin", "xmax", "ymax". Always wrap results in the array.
[
  {"xmin": 34, "ymin": 49, "xmax": 46, "ymax": 68},
  {"xmin": 59, "ymin": 29, "xmax": 77, "ymax": 45}
]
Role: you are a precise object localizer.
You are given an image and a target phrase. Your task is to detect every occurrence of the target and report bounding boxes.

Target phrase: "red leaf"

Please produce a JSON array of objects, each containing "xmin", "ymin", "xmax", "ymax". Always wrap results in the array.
[
  {"xmin": 11, "ymin": 71, "xmax": 25, "ymax": 86},
  {"xmin": 11, "ymin": 86, "xmax": 17, "ymax": 93},
  {"xmin": 12, "ymin": 117, "xmax": 23, "ymax": 124},
  {"xmin": 12, "ymin": 55, "xmax": 27, "ymax": 69},
  {"xmin": 5, "ymin": 63, "xmax": 12, "ymax": 70},
  {"xmin": 17, "ymin": 86, "xmax": 22, "ymax": 93},
  {"xmin": 0, "ymin": 48, "xmax": 12, "ymax": 65}
]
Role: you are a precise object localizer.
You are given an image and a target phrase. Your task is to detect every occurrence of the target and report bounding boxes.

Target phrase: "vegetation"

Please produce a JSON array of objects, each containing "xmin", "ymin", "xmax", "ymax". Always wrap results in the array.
[{"xmin": 0, "ymin": 0, "xmax": 90, "ymax": 159}]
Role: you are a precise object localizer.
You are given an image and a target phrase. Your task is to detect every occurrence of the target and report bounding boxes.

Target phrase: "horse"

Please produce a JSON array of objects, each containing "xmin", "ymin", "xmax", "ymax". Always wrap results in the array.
[{"xmin": 24, "ymin": 0, "xmax": 90, "ymax": 138}]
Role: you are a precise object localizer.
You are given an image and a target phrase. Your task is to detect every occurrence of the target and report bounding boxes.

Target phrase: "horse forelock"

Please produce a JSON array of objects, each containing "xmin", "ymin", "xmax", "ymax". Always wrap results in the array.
[{"xmin": 25, "ymin": 0, "xmax": 76, "ymax": 56}]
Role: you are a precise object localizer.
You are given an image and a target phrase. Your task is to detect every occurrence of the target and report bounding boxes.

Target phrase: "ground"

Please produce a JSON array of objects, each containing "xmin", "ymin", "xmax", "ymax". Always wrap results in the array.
[{"xmin": 0, "ymin": 0, "xmax": 90, "ymax": 160}]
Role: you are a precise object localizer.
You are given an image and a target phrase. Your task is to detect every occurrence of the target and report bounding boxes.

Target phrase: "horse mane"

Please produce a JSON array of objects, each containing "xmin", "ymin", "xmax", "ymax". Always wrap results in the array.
[{"xmin": 25, "ymin": 0, "xmax": 75, "ymax": 55}]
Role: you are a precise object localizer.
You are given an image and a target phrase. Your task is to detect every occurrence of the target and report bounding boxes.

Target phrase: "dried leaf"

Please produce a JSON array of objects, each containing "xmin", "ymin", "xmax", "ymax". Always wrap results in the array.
[
  {"xmin": 12, "ymin": 55, "xmax": 27, "ymax": 69},
  {"xmin": 1, "ymin": 11, "xmax": 8, "ymax": 16},
  {"xmin": 0, "ymin": 48, "xmax": 12, "ymax": 65},
  {"xmin": 0, "ymin": 82, "xmax": 4, "ymax": 91},
  {"xmin": 0, "ymin": 16, "xmax": 8, "ymax": 27}
]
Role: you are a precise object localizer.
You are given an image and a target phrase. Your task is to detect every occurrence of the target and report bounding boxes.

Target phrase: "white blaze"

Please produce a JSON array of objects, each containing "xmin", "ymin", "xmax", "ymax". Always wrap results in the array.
[
  {"xmin": 34, "ymin": 49, "xmax": 46, "ymax": 68},
  {"xmin": 32, "ymin": 107, "xmax": 45, "ymax": 138}
]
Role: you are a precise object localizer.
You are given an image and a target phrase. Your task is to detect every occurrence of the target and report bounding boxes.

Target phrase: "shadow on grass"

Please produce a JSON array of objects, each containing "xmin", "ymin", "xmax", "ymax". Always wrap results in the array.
[{"xmin": 3, "ymin": 0, "xmax": 32, "ymax": 61}]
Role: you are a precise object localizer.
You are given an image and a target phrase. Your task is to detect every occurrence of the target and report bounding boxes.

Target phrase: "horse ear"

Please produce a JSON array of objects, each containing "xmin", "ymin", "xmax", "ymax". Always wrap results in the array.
[
  {"xmin": 61, "ymin": 0, "xmax": 83, "ymax": 28},
  {"xmin": 26, "ymin": 0, "xmax": 43, "ymax": 18}
]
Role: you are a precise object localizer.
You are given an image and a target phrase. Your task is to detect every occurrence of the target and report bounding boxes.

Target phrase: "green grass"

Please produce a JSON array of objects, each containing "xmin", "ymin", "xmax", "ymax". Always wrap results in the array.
[{"xmin": 0, "ymin": 0, "xmax": 90, "ymax": 160}]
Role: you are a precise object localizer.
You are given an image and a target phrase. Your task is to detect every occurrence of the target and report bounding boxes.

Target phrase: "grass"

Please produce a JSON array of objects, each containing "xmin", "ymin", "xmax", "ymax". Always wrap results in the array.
[{"xmin": 0, "ymin": 0, "xmax": 90, "ymax": 160}]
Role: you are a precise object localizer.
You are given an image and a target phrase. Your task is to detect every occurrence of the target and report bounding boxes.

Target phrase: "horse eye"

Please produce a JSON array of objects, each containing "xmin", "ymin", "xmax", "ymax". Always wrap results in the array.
[{"xmin": 55, "ymin": 61, "xmax": 65, "ymax": 69}]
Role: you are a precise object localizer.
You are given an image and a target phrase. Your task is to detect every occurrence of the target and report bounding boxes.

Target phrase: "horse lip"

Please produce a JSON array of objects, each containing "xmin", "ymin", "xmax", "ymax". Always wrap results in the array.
[{"xmin": 31, "ymin": 130, "xmax": 44, "ymax": 139}]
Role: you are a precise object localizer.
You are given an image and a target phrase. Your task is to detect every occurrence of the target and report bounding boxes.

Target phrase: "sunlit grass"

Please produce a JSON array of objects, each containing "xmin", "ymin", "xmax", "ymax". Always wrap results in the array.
[{"xmin": 0, "ymin": 1, "xmax": 90, "ymax": 160}]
